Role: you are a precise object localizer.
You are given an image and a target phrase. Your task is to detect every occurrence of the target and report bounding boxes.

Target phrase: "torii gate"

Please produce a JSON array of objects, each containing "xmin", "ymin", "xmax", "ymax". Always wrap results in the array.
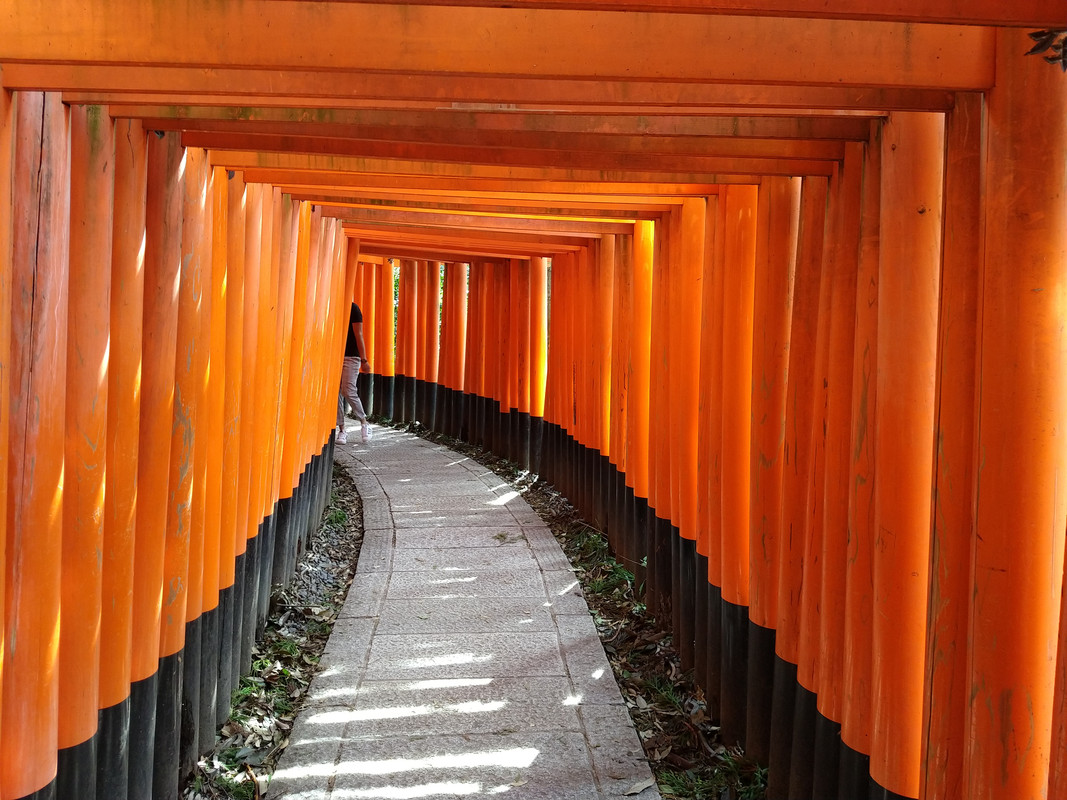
[{"xmin": 1, "ymin": 3, "xmax": 1065, "ymax": 800}]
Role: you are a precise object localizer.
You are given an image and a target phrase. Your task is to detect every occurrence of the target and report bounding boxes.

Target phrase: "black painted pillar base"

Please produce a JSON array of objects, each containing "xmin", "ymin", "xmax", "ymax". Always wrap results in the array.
[
  {"xmin": 517, "ymin": 411, "xmax": 531, "ymax": 470},
  {"xmin": 693, "ymin": 557, "xmax": 709, "ymax": 695},
  {"xmin": 813, "ymin": 712, "xmax": 843, "ymax": 800},
  {"xmin": 128, "ymin": 672, "xmax": 158, "ymax": 800},
  {"xmin": 179, "ymin": 616, "xmax": 202, "ymax": 782},
  {"xmin": 216, "ymin": 584, "xmax": 236, "ymax": 726},
  {"xmin": 380, "ymin": 375, "xmax": 395, "ymax": 421},
  {"xmin": 395, "ymin": 374, "xmax": 409, "ymax": 423},
  {"xmin": 15, "ymin": 782, "xmax": 57, "ymax": 800},
  {"xmin": 199, "ymin": 604, "xmax": 220, "ymax": 750},
  {"xmin": 788, "ymin": 682, "xmax": 818, "ymax": 800},
  {"xmin": 530, "ymin": 416, "xmax": 544, "ymax": 475},
  {"xmin": 272, "ymin": 495, "xmax": 293, "ymax": 590},
  {"xmin": 720, "ymin": 598, "xmax": 750, "ymax": 747},
  {"xmin": 839, "ymin": 742, "xmax": 871, "ymax": 799},
  {"xmin": 98, "ymin": 698, "xmax": 130, "ymax": 800},
  {"xmin": 745, "ymin": 620, "xmax": 776, "ymax": 767},
  {"xmin": 631, "ymin": 496, "xmax": 649, "ymax": 597},
  {"xmin": 706, "ymin": 582, "xmax": 723, "ymax": 719},
  {"xmin": 230, "ymin": 551, "xmax": 246, "ymax": 697},
  {"xmin": 57, "ymin": 733, "xmax": 97, "ymax": 800},
  {"xmin": 153, "ymin": 650, "xmax": 183, "ymax": 800},
  {"xmin": 767, "ymin": 656, "xmax": 798, "ymax": 800},
  {"xmin": 240, "ymin": 534, "xmax": 259, "ymax": 670},
  {"xmin": 677, "ymin": 535, "xmax": 697, "ymax": 672}
]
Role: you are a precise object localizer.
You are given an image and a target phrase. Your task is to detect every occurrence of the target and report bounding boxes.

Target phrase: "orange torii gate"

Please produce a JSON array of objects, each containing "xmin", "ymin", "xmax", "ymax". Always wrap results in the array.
[{"xmin": 1, "ymin": 2, "xmax": 1066, "ymax": 800}]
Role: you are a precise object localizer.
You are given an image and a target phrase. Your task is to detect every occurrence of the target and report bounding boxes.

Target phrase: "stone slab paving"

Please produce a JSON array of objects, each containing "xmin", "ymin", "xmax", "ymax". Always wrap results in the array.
[{"xmin": 268, "ymin": 424, "xmax": 661, "ymax": 799}]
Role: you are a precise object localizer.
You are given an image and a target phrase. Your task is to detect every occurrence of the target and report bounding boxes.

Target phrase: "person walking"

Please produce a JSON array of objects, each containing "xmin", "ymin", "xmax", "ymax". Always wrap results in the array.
[{"xmin": 337, "ymin": 301, "xmax": 372, "ymax": 444}]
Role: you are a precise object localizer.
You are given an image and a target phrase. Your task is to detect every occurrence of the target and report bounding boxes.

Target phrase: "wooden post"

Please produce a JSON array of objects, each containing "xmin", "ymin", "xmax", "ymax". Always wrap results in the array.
[
  {"xmin": 0, "ymin": 77, "xmax": 12, "ymax": 794},
  {"xmin": 59, "ymin": 103, "xmax": 115, "ymax": 794},
  {"xmin": 920, "ymin": 92, "xmax": 983, "ymax": 800},
  {"xmin": 3, "ymin": 90, "xmax": 69, "ymax": 800},
  {"xmin": 969, "ymin": 30, "xmax": 1067, "ymax": 800},
  {"xmin": 871, "ymin": 111, "xmax": 944, "ymax": 799}
]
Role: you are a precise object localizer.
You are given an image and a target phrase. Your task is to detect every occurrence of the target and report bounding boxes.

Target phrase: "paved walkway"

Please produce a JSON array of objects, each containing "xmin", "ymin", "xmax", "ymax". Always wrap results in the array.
[{"xmin": 268, "ymin": 425, "xmax": 661, "ymax": 799}]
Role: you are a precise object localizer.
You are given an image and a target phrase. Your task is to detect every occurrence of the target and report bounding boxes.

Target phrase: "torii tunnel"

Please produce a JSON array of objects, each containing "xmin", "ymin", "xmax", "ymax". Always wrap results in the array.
[{"xmin": 2, "ymin": 2, "xmax": 1067, "ymax": 800}]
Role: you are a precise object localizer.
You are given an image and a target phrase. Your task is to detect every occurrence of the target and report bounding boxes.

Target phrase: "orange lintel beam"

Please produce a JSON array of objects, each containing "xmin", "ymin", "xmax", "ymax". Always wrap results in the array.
[
  {"xmin": 321, "ymin": 206, "xmax": 632, "ymax": 235},
  {"xmin": 312, "ymin": 0, "xmax": 1066, "ymax": 27},
  {"xmin": 269, "ymin": 183, "xmax": 684, "ymax": 209},
  {"xmin": 183, "ymin": 131, "xmax": 837, "ymax": 177},
  {"xmin": 129, "ymin": 107, "xmax": 875, "ymax": 141},
  {"xmin": 157, "ymin": 121, "xmax": 851, "ymax": 162},
  {"xmin": 6, "ymin": 64, "xmax": 956, "ymax": 112},
  {"xmin": 339, "ymin": 223, "xmax": 590, "ymax": 251},
  {"xmin": 358, "ymin": 242, "xmax": 554, "ymax": 260},
  {"xmin": 234, "ymin": 165, "xmax": 746, "ymax": 193},
  {"xmin": 286, "ymin": 192, "xmax": 666, "ymax": 219},
  {"xmin": 0, "ymin": 3, "xmax": 994, "ymax": 90},
  {"xmin": 207, "ymin": 149, "xmax": 829, "ymax": 182}
]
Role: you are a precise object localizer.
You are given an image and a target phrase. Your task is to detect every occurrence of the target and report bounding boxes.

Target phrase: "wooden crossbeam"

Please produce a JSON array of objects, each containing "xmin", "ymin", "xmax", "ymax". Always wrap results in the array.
[
  {"xmin": 5, "ymin": 65, "xmax": 953, "ymax": 112},
  {"xmin": 0, "ymin": 2, "xmax": 995, "ymax": 90}
]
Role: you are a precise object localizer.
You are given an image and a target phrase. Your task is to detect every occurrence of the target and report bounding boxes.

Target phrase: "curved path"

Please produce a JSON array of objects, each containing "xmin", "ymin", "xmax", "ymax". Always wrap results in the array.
[{"xmin": 269, "ymin": 425, "xmax": 661, "ymax": 799}]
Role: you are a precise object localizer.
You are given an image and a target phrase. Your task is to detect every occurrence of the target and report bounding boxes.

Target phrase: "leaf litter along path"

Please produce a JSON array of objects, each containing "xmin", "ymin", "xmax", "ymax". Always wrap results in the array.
[{"xmin": 185, "ymin": 421, "xmax": 767, "ymax": 800}]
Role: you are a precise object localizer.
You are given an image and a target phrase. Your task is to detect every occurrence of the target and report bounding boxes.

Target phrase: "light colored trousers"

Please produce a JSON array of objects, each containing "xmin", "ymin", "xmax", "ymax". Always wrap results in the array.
[{"xmin": 337, "ymin": 356, "xmax": 367, "ymax": 429}]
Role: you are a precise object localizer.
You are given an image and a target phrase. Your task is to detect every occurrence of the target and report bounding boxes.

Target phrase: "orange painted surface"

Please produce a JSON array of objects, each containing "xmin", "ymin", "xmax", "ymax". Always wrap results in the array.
[
  {"xmin": 648, "ymin": 226, "xmax": 671, "ymax": 521},
  {"xmin": 817, "ymin": 145, "xmax": 861, "ymax": 723},
  {"xmin": 160, "ymin": 144, "xmax": 207, "ymax": 658},
  {"xmin": 222, "ymin": 172, "xmax": 247, "ymax": 566},
  {"xmin": 517, "ymin": 260, "xmax": 531, "ymax": 415},
  {"xmin": 268, "ymin": 195, "xmax": 297, "ymax": 512},
  {"xmin": 452, "ymin": 262, "xmax": 471, "ymax": 393},
  {"xmin": 596, "ymin": 238, "xmax": 615, "ymax": 457},
  {"xmin": 700, "ymin": 197, "xmax": 726, "ymax": 579},
  {"xmin": 236, "ymin": 182, "xmax": 263, "ymax": 551},
  {"xmin": 920, "ymin": 92, "xmax": 981, "ymax": 800},
  {"xmin": 969, "ymin": 32, "xmax": 1067, "ymax": 800},
  {"xmin": 131, "ymin": 127, "xmax": 182, "ymax": 683},
  {"xmin": 376, "ymin": 259, "xmax": 396, "ymax": 377},
  {"xmin": 399, "ymin": 259, "xmax": 418, "ymax": 379},
  {"xmin": 530, "ymin": 259, "xmax": 548, "ymax": 415},
  {"xmin": 841, "ymin": 131, "xmax": 880, "ymax": 757},
  {"xmin": 507, "ymin": 259, "xmax": 521, "ymax": 412},
  {"xmin": 608, "ymin": 236, "xmax": 631, "ymax": 473},
  {"xmin": 3, "ymin": 91, "xmax": 68, "ymax": 798},
  {"xmin": 628, "ymin": 224, "xmax": 653, "ymax": 499},
  {"xmin": 203, "ymin": 167, "xmax": 227, "ymax": 613},
  {"xmin": 280, "ymin": 202, "xmax": 312, "ymax": 499},
  {"xmin": 360, "ymin": 259, "xmax": 377, "ymax": 369},
  {"xmin": 747, "ymin": 176, "xmax": 799, "ymax": 629},
  {"xmin": 0, "ymin": 79, "xmax": 11, "ymax": 751},
  {"xmin": 60, "ymin": 104, "xmax": 113, "ymax": 748},
  {"xmin": 795, "ymin": 171, "xmax": 832, "ymax": 694},
  {"xmin": 186, "ymin": 155, "xmax": 214, "ymax": 627},
  {"xmin": 719, "ymin": 186, "xmax": 757, "ymax": 606},
  {"xmin": 671, "ymin": 200, "xmax": 704, "ymax": 542},
  {"xmin": 98, "ymin": 118, "xmax": 145, "ymax": 709},
  {"xmin": 871, "ymin": 111, "xmax": 944, "ymax": 798},
  {"xmin": 774, "ymin": 175, "xmax": 826, "ymax": 665}
]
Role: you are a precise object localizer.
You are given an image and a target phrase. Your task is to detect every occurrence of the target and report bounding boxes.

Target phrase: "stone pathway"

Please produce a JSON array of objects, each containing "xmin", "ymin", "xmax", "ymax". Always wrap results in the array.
[{"xmin": 268, "ymin": 424, "xmax": 661, "ymax": 799}]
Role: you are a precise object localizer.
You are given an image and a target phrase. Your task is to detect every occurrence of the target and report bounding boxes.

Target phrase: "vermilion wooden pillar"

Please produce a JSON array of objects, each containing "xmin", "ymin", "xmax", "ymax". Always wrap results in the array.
[
  {"xmin": 871, "ymin": 111, "xmax": 944, "ymax": 800},
  {"xmin": 747, "ymin": 178, "xmax": 799, "ymax": 626},
  {"xmin": 969, "ymin": 31, "xmax": 1067, "ymax": 800},
  {"xmin": 747, "ymin": 177, "xmax": 800, "ymax": 767},
  {"xmin": 530, "ymin": 258, "xmax": 547, "ymax": 422},
  {"xmin": 98, "ymin": 116, "xmax": 146, "ymax": 799},
  {"xmin": 920, "ymin": 92, "xmax": 982, "ymax": 800},
  {"xmin": 128, "ymin": 125, "xmax": 182, "ymax": 800},
  {"xmin": 719, "ymin": 185, "xmax": 758, "ymax": 747},
  {"xmin": 0, "ymin": 80, "xmax": 12, "ymax": 773},
  {"xmin": 768, "ymin": 175, "xmax": 826, "ymax": 800},
  {"xmin": 3, "ymin": 90, "xmax": 69, "ymax": 800},
  {"xmin": 59, "ymin": 103, "xmax": 115, "ymax": 796},
  {"xmin": 840, "ymin": 125, "xmax": 881, "ymax": 783}
]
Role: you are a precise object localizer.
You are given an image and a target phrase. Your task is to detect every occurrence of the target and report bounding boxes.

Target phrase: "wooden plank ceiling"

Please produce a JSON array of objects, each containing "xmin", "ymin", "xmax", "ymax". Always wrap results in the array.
[{"xmin": 2, "ymin": 0, "xmax": 1063, "ymax": 261}]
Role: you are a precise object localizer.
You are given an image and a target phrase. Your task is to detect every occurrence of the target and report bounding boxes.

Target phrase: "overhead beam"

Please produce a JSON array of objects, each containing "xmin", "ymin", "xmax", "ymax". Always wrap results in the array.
[
  {"xmin": 199, "ymin": 137, "xmax": 833, "ymax": 178},
  {"xmin": 1, "ymin": 64, "xmax": 954, "ymax": 111},
  {"xmin": 317, "ymin": 0, "xmax": 1066, "ymax": 27},
  {"xmin": 126, "ymin": 106, "xmax": 875, "ymax": 139},
  {"xmin": 285, "ymin": 191, "xmax": 669, "ymax": 218},
  {"xmin": 0, "ymin": 3, "xmax": 995, "ymax": 90},
  {"xmin": 323, "ymin": 206, "xmax": 633, "ymax": 235},
  {"xmin": 235, "ymin": 165, "xmax": 751, "ymax": 192}
]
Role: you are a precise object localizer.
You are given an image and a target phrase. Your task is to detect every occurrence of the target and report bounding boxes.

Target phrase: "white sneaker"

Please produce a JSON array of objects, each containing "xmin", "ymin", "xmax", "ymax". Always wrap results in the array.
[
  {"xmin": 361, "ymin": 422, "xmax": 372, "ymax": 443},
  {"xmin": 336, "ymin": 429, "xmax": 348, "ymax": 444}
]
